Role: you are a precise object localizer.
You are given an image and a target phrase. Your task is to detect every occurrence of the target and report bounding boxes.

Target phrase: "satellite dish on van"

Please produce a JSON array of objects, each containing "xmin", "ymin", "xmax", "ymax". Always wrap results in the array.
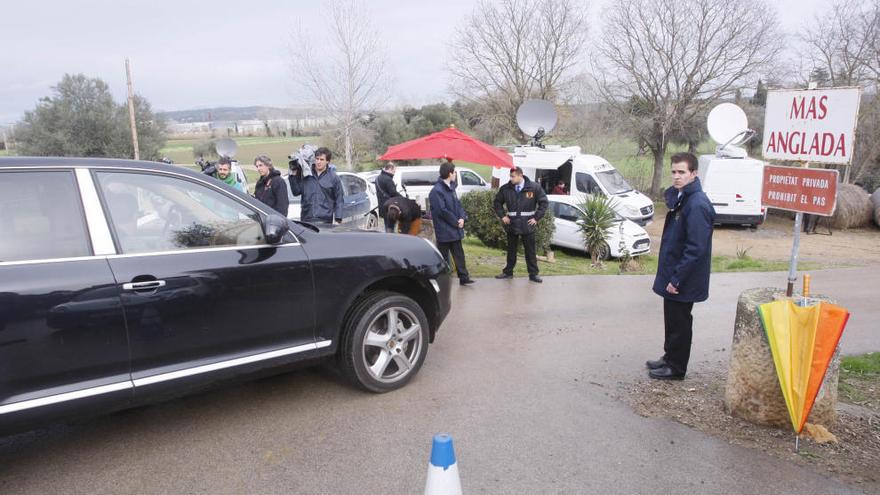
[
  {"xmin": 516, "ymin": 99, "xmax": 557, "ymax": 146},
  {"xmin": 707, "ymin": 103, "xmax": 754, "ymax": 158},
  {"xmin": 215, "ymin": 138, "xmax": 238, "ymax": 158}
]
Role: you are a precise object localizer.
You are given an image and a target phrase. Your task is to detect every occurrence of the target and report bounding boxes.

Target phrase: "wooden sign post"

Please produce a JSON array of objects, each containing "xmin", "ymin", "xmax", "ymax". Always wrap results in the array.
[{"xmin": 761, "ymin": 87, "xmax": 861, "ymax": 296}]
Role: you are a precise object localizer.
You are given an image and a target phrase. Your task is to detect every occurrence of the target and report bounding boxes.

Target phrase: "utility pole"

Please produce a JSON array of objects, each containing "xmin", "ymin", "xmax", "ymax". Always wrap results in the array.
[{"xmin": 125, "ymin": 58, "xmax": 140, "ymax": 160}]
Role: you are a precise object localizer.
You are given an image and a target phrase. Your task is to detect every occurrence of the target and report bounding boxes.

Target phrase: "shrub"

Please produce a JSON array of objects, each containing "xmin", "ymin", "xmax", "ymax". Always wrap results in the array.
[
  {"xmin": 578, "ymin": 194, "xmax": 617, "ymax": 267},
  {"xmin": 460, "ymin": 189, "xmax": 555, "ymax": 253}
]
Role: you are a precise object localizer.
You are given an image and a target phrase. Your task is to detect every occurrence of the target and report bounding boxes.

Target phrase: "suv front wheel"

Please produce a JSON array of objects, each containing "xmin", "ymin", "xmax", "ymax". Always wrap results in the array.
[{"xmin": 339, "ymin": 291, "xmax": 430, "ymax": 392}]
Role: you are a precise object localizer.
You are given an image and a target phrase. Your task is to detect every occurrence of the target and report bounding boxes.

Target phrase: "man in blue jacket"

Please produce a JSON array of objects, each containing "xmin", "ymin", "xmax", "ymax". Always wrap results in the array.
[
  {"xmin": 429, "ymin": 161, "xmax": 475, "ymax": 286},
  {"xmin": 288, "ymin": 147, "xmax": 344, "ymax": 224},
  {"xmin": 648, "ymin": 152, "xmax": 715, "ymax": 380}
]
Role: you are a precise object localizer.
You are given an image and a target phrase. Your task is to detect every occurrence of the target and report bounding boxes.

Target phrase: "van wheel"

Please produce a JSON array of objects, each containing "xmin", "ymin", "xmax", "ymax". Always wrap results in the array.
[{"xmin": 338, "ymin": 291, "xmax": 430, "ymax": 393}]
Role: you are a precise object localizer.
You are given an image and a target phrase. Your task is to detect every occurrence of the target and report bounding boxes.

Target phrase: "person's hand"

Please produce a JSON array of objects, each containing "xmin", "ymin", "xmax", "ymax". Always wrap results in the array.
[
  {"xmin": 502, "ymin": 216, "xmax": 511, "ymax": 225},
  {"xmin": 527, "ymin": 218, "xmax": 537, "ymax": 226},
  {"xmin": 666, "ymin": 283, "xmax": 679, "ymax": 295},
  {"xmin": 457, "ymin": 219, "xmax": 465, "ymax": 228}
]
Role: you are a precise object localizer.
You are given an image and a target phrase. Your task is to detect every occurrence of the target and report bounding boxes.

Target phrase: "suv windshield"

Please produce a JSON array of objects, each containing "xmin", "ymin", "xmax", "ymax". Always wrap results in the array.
[{"xmin": 596, "ymin": 170, "xmax": 633, "ymax": 195}]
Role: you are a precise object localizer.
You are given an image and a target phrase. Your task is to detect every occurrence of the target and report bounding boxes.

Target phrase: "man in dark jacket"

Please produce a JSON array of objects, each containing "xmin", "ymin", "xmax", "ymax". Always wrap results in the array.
[
  {"xmin": 376, "ymin": 162, "xmax": 402, "ymax": 232},
  {"xmin": 288, "ymin": 147, "xmax": 344, "ymax": 224},
  {"xmin": 253, "ymin": 155, "xmax": 289, "ymax": 216},
  {"xmin": 428, "ymin": 161, "xmax": 475, "ymax": 286},
  {"xmin": 493, "ymin": 167, "xmax": 549, "ymax": 283},
  {"xmin": 648, "ymin": 152, "xmax": 715, "ymax": 380}
]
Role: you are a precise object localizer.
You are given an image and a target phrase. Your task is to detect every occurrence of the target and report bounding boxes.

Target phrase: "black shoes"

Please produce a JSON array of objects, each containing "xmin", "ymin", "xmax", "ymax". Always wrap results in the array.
[
  {"xmin": 645, "ymin": 358, "xmax": 667, "ymax": 370},
  {"xmin": 529, "ymin": 275, "xmax": 543, "ymax": 283},
  {"xmin": 495, "ymin": 273, "xmax": 513, "ymax": 279},
  {"xmin": 459, "ymin": 278, "xmax": 476, "ymax": 286},
  {"xmin": 648, "ymin": 366, "xmax": 685, "ymax": 380}
]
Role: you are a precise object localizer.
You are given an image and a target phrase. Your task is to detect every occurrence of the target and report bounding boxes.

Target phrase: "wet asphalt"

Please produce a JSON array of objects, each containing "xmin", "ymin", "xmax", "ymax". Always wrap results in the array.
[{"xmin": 0, "ymin": 267, "xmax": 876, "ymax": 494}]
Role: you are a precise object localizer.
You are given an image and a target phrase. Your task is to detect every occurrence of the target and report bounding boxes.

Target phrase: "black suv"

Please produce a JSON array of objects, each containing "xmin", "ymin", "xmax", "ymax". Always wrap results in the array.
[{"xmin": 0, "ymin": 157, "xmax": 451, "ymax": 433}]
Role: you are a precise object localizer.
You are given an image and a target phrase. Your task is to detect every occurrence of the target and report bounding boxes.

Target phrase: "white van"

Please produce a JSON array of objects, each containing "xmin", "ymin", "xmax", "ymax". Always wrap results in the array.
[
  {"xmin": 362, "ymin": 165, "xmax": 490, "ymax": 211},
  {"xmin": 698, "ymin": 154, "xmax": 766, "ymax": 227},
  {"xmin": 493, "ymin": 145, "xmax": 655, "ymax": 225}
]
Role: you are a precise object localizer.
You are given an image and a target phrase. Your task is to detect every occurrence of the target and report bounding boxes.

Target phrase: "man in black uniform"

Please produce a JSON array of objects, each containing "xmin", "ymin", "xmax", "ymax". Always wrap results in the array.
[
  {"xmin": 376, "ymin": 162, "xmax": 401, "ymax": 232},
  {"xmin": 493, "ymin": 167, "xmax": 549, "ymax": 283}
]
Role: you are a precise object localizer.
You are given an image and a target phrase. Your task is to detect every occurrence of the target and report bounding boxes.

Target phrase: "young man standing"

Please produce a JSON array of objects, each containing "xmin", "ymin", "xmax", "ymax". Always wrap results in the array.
[
  {"xmin": 648, "ymin": 152, "xmax": 715, "ymax": 380},
  {"xmin": 429, "ymin": 161, "xmax": 475, "ymax": 286},
  {"xmin": 493, "ymin": 167, "xmax": 549, "ymax": 283}
]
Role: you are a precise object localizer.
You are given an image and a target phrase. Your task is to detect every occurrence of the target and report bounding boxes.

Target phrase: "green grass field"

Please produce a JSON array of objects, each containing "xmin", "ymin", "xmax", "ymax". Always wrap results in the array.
[{"xmin": 160, "ymin": 136, "xmax": 316, "ymax": 170}]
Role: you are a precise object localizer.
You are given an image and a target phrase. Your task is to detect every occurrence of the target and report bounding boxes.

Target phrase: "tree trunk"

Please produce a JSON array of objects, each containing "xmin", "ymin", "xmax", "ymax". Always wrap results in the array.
[
  {"xmin": 344, "ymin": 126, "xmax": 353, "ymax": 171},
  {"xmin": 650, "ymin": 144, "xmax": 666, "ymax": 198}
]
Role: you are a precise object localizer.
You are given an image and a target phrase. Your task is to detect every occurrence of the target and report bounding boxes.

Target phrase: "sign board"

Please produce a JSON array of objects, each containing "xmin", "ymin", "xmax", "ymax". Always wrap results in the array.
[
  {"xmin": 762, "ymin": 87, "xmax": 861, "ymax": 164},
  {"xmin": 762, "ymin": 165, "xmax": 839, "ymax": 216}
]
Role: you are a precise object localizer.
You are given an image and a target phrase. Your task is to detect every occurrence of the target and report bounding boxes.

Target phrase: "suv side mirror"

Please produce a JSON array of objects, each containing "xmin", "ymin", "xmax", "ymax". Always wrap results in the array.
[{"xmin": 264, "ymin": 213, "xmax": 289, "ymax": 244}]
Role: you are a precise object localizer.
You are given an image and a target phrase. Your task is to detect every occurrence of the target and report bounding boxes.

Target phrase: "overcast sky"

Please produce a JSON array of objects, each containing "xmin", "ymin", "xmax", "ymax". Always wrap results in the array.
[{"xmin": 1, "ymin": 0, "xmax": 825, "ymax": 124}]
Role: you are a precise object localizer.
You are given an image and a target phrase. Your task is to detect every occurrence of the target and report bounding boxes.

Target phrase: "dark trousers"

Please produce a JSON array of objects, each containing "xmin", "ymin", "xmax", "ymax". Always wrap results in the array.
[
  {"xmin": 503, "ymin": 231, "xmax": 538, "ymax": 276},
  {"xmin": 663, "ymin": 298, "xmax": 695, "ymax": 374},
  {"xmin": 437, "ymin": 240, "xmax": 469, "ymax": 280}
]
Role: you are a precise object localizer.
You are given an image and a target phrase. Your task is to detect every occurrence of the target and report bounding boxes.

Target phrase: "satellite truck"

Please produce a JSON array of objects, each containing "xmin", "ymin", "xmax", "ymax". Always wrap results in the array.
[
  {"xmin": 493, "ymin": 100, "xmax": 655, "ymax": 226},
  {"xmin": 699, "ymin": 103, "xmax": 766, "ymax": 227}
]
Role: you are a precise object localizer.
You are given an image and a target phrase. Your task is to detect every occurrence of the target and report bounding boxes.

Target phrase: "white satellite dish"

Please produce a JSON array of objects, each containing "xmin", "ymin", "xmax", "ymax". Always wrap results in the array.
[
  {"xmin": 516, "ymin": 99, "xmax": 557, "ymax": 144},
  {"xmin": 707, "ymin": 103, "xmax": 749, "ymax": 146},
  {"xmin": 215, "ymin": 138, "xmax": 239, "ymax": 158}
]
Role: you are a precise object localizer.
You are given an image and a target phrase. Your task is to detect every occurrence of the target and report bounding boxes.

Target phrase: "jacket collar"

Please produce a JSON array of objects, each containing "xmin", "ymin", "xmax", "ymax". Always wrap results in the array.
[{"xmin": 664, "ymin": 177, "xmax": 702, "ymax": 209}]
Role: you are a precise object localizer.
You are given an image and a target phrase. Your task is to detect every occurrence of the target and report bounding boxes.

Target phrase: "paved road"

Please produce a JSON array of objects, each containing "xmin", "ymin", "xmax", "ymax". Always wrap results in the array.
[{"xmin": 0, "ymin": 267, "xmax": 876, "ymax": 494}]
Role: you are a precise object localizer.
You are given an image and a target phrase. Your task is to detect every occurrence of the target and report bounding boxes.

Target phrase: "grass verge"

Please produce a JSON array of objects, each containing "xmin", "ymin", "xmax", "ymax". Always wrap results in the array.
[
  {"xmin": 460, "ymin": 236, "xmax": 822, "ymax": 278},
  {"xmin": 839, "ymin": 352, "xmax": 880, "ymax": 410}
]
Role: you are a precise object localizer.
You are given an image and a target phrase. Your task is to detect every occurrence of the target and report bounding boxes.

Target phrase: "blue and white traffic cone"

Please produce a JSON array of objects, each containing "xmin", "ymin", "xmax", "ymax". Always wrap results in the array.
[{"xmin": 424, "ymin": 433, "xmax": 462, "ymax": 495}]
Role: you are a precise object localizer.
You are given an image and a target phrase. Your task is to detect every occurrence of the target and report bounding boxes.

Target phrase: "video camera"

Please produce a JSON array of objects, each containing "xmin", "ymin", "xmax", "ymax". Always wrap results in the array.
[
  {"xmin": 195, "ymin": 156, "xmax": 217, "ymax": 176},
  {"xmin": 288, "ymin": 144, "xmax": 317, "ymax": 178}
]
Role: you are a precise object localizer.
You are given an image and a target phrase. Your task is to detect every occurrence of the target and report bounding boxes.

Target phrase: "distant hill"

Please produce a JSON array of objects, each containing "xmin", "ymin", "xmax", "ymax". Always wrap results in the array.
[{"xmin": 158, "ymin": 105, "xmax": 324, "ymax": 123}]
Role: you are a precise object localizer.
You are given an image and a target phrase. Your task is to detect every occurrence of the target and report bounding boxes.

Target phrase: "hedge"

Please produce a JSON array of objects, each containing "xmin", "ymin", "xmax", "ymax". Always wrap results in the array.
[{"xmin": 460, "ymin": 189, "xmax": 555, "ymax": 253}]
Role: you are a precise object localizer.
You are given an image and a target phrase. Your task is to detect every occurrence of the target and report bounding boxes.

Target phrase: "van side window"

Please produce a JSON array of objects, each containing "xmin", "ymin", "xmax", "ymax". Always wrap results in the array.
[
  {"xmin": 401, "ymin": 171, "xmax": 439, "ymax": 187},
  {"xmin": 459, "ymin": 171, "xmax": 482, "ymax": 186},
  {"xmin": 0, "ymin": 170, "xmax": 92, "ymax": 262},
  {"xmin": 553, "ymin": 203, "xmax": 581, "ymax": 222},
  {"xmin": 575, "ymin": 173, "xmax": 602, "ymax": 195}
]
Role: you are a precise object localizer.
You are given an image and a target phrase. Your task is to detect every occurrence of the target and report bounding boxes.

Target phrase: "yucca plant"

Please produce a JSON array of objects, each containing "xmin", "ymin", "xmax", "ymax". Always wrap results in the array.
[{"xmin": 578, "ymin": 194, "xmax": 618, "ymax": 267}]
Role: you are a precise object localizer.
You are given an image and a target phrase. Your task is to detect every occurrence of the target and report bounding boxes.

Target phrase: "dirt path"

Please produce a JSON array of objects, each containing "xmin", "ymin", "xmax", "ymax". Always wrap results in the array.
[{"xmin": 646, "ymin": 208, "xmax": 880, "ymax": 265}]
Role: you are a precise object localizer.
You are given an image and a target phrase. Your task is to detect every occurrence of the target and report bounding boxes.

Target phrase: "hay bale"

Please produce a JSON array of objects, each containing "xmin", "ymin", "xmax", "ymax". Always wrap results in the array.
[
  {"xmin": 872, "ymin": 188, "xmax": 880, "ymax": 227},
  {"xmin": 830, "ymin": 183, "xmax": 873, "ymax": 229}
]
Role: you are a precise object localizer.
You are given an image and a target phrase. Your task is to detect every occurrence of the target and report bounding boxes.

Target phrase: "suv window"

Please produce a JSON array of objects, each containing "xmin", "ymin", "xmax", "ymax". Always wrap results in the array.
[
  {"xmin": 553, "ymin": 202, "xmax": 582, "ymax": 222},
  {"xmin": 459, "ymin": 170, "xmax": 483, "ymax": 186},
  {"xmin": 575, "ymin": 172, "xmax": 603, "ymax": 195},
  {"xmin": 341, "ymin": 174, "xmax": 366, "ymax": 196},
  {"xmin": 0, "ymin": 171, "xmax": 91, "ymax": 262},
  {"xmin": 401, "ymin": 171, "xmax": 439, "ymax": 187},
  {"xmin": 96, "ymin": 171, "xmax": 264, "ymax": 254}
]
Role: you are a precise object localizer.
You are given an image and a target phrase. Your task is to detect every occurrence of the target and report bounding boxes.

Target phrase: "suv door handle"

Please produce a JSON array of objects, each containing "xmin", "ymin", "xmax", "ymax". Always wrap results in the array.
[{"xmin": 122, "ymin": 280, "xmax": 166, "ymax": 291}]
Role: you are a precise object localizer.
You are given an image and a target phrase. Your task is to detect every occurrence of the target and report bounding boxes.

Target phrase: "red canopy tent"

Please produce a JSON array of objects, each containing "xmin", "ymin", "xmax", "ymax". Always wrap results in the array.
[{"xmin": 379, "ymin": 126, "xmax": 513, "ymax": 169}]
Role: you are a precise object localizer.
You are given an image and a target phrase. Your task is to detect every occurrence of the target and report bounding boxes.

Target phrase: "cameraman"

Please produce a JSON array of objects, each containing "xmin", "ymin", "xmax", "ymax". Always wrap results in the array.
[{"xmin": 288, "ymin": 146, "xmax": 344, "ymax": 224}]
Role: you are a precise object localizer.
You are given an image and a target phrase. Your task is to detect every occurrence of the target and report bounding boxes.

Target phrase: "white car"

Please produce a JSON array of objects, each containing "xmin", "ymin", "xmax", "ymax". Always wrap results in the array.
[
  {"xmin": 547, "ymin": 194, "xmax": 651, "ymax": 259},
  {"xmin": 361, "ymin": 165, "xmax": 490, "ymax": 212},
  {"xmin": 284, "ymin": 171, "xmax": 380, "ymax": 230}
]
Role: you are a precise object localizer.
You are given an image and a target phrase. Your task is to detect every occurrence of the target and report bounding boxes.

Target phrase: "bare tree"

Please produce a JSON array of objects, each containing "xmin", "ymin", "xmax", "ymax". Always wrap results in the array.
[
  {"xmin": 595, "ymin": 0, "xmax": 783, "ymax": 197},
  {"xmin": 801, "ymin": 0, "xmax": 879, "ymax": 88},
  {"xmin": 289, "ymin": 0, "xmax": 389, "ymax": 170},
  {"xmin": 448, "ymin": 0, "xmax": 588, "ymax": 142}
]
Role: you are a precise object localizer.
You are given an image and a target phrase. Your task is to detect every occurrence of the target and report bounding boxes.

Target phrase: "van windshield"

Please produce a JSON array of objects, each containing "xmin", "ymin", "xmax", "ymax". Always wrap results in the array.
[{"xmin": 596, "ymin": 170, "xmax": 633, "ymax": 195}]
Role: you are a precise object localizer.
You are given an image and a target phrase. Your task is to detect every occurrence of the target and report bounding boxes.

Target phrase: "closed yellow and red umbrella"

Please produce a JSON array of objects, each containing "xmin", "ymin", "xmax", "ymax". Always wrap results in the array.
[{"xmin": 758, "ymin": 300, "xmax": 849, "ymax": 433}]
